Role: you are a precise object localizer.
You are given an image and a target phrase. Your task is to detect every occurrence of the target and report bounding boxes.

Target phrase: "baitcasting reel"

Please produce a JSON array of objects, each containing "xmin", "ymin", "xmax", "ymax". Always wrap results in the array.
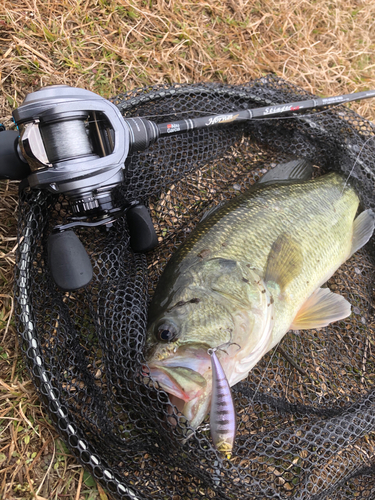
[
  {"xmin": 1, "ymin": 85, "xmax": 162, "ymax": 291},
  {"xmin": 1, "ymin": 84, "xmax": 375, "ymax": 291}
]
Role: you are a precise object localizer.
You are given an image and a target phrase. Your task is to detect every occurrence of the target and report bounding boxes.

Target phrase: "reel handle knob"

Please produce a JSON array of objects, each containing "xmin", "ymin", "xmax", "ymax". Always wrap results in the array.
[
  {"xmin": 48, "ymin": 230, "xmax": 93, "ymax": 291},
  {"xmin": 126, "ymin": 204, "xmax": 158, "ymax": 252},
  {"xmin": 0, "ymin": 130, "xmax": 31, "ymax": 180}
]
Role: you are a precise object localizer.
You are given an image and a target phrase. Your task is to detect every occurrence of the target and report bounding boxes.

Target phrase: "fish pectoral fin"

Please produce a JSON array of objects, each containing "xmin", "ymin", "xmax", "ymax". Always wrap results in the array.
[
  {"xmin": 264, "ymin": 233, "xmax": 303, "ymax": 293},
  {"xmin": 350, "ymin": 209, "xmax": 375, "ymax": 258},
  {"xmin": 291, "ymin": 287, "xmax": 351, "ymax": 330}
]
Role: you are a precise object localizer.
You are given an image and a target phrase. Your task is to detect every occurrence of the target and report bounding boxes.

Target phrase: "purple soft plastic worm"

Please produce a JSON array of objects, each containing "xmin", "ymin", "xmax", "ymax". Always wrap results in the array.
[{"xmin": 208, "ymin": 348, "xmax": 236, "ymax": 458}]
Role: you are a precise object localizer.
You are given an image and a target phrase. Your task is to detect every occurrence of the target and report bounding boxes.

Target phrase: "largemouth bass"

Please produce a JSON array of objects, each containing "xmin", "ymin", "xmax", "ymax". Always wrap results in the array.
[{"xmin": 145, "ymin": 160, "xmax": 374, "ymax": 448}]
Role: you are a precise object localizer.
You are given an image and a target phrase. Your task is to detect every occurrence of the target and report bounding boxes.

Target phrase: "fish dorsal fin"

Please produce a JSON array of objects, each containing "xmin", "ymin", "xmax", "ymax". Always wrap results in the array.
[
  {"xmin": 258, "ymin": 159, "xmax": 313, "ymax": 185},
  {"xmin": 264, "ymin": 233, "xmax": 303, "ymax": 292},
  {"xmin": 200, "ymin": 200, "xmax": 226, "ymax": 222},
  {"xmin": 291, "ymin": 287, "xmax": 351, "ymax": 330},
  {"xmin": 350, "ymin": 209, "xmax": 375, "ymax": 258},
  {"xmin": 200, "ymin": 159, "xmax": 313, "ymax": 223}
]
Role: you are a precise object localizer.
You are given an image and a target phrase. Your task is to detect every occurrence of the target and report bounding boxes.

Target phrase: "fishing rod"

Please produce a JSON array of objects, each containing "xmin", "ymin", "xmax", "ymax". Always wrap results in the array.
[
  {"xmin": 156, "ymin": 89, "xmax": 375, "ymax": 135},
  {"xmin": 1, "ymin": 85, "xmax": 374, "ymax": 291}
]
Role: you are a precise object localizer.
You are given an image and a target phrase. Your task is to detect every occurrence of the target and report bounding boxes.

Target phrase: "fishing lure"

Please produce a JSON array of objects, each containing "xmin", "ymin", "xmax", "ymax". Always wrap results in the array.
[{"xmin": 208, "ymin": 348, "xmax": 236, "ymax": 459}]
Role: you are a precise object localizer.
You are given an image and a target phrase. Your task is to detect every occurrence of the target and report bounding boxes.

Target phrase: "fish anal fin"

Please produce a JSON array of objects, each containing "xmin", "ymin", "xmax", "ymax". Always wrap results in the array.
[
  {"xmin": 264, "ymin": 233, "xmax": 303, "ymax": 292},
  {"xmin": 291, "ymin": 287, "xmax": 351, "ymax": 330},
  {"xmin": 350, "ymin": 209, "xmax": 375, "ymax": 257}
]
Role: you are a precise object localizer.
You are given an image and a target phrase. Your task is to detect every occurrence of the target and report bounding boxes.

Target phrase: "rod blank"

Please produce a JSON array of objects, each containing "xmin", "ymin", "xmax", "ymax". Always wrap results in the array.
[{"xmin": 155, "ymin": 89, "xmax": 375, "ymax": 138}]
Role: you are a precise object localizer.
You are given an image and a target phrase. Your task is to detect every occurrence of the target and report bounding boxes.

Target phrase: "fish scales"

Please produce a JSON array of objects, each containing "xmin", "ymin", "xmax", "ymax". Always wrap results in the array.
[{"xmin": 150, "ymin": 173, "xmax": 358, "ymax": 347}]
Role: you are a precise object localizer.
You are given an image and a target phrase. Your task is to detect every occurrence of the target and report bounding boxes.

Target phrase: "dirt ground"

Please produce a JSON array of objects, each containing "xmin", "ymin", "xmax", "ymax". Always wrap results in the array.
[{"xmin": 1, "ymin": 1, "xmax": 375, "ymax": 498}]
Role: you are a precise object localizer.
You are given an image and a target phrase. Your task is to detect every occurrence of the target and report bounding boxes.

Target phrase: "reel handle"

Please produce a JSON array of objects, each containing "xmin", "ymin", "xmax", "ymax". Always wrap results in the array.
[{"xmin": 47, "ymin": 203, "xmax": 157, "ymax": 292}]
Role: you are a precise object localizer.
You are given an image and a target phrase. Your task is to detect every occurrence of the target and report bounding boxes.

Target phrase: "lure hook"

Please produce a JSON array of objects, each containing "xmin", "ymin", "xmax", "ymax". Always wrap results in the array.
[{"xmin": 207, "ymin": 342, "xmax": 241, "ymax": 357}]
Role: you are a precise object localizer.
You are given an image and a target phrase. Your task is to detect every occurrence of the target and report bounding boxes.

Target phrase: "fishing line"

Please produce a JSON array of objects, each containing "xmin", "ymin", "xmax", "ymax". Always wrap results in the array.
[
  {"xmin": 341, "ymin": 135, "xmax": 375, "ymax": 196},
  {"xmin": 41, "ymin": 117, "xmax": 95, "ymax": 163},
  {"xmin": 251, "ymin": 341, "xmax": 282, "ymax": 406},
  {"xmin": 71, "ymin": 104, "xmax": 349, "ymax": 160},
  {"xmin": 77, "ymin": 97, "xmax": 358, "ymax": 125},
  {"xmin": 135, "ymin": 109, "xmax": 214, "ymax": 119},
  {"xmin": 81, "ymin": 111, "xmax": 213, "ymax": 123}
]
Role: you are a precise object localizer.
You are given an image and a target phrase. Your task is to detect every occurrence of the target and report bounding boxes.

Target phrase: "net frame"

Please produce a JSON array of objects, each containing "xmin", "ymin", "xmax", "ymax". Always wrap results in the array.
[{"xmin": 14, "ymin": 76, "xmax": 375, "ymax": 499}]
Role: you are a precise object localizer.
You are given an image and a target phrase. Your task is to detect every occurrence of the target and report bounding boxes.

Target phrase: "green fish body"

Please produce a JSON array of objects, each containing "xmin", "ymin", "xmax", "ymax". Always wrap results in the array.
[{"xmin": 146, "ymin": 168, "xmax": 374, "ymax": 430}]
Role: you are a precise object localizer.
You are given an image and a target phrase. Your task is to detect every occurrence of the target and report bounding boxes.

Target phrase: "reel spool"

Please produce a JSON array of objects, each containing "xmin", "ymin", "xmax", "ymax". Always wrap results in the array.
[{"xmin": 38, "ymin": 111, "xmax": 96, "ymax": 164}]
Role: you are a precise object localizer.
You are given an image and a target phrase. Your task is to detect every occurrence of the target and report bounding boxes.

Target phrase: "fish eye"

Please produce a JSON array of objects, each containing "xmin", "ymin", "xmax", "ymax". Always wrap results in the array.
[{"xmin": 156, "ymin": 322, "xmax": 178, "ymax": 342}]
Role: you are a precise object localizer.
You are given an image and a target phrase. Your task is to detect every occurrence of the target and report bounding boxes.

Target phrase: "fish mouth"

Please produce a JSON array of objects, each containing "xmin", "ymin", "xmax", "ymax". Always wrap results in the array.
[{"xmin": 146, "ymin": 347, "xmax": 211, "ymax": 402}]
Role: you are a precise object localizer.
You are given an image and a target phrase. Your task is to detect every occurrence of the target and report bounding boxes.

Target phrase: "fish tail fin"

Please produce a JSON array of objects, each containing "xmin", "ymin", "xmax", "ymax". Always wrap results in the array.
[{"xmin": 350, "ymin": 209, "xmax": 375, "ymax": 257}]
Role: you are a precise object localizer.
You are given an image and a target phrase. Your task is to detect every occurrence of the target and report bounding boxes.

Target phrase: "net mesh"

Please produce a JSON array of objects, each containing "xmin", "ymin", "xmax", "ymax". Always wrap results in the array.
[{"xmin": 14, "ymin": 76, "xmax": 375, "ymax": 499}]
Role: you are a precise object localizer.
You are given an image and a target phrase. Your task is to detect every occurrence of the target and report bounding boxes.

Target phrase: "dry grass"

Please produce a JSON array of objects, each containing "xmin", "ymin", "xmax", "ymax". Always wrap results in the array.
[{"xmin": 1, "ymin": 0, "xmax": 375, "ymax": 498}]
